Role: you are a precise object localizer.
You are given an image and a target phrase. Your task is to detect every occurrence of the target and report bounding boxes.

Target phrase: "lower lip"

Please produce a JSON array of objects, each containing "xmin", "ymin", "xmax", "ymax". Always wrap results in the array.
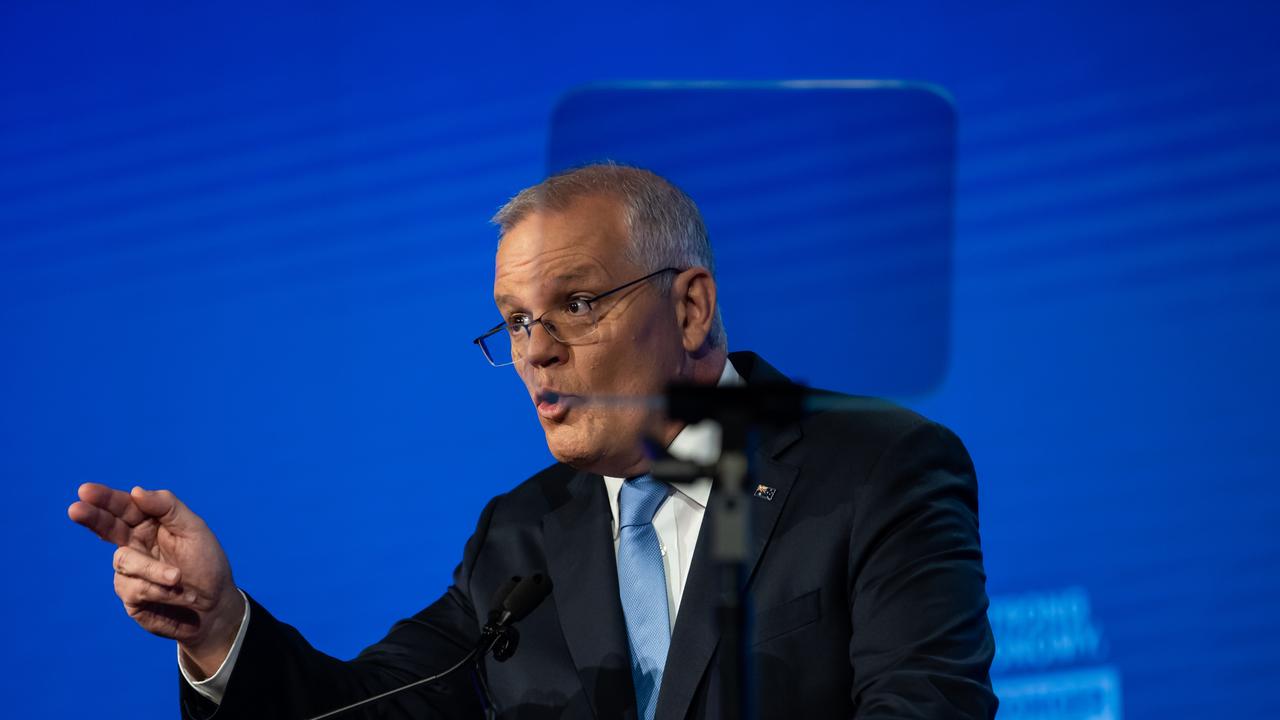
[{"xmin": 537, "ymin": 397, "xmax": 574, "ymax": 421}]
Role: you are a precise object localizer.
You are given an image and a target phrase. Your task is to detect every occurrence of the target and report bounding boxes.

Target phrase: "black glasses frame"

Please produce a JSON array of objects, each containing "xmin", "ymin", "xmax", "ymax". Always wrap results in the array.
[{"xmin": 473, "ymin": 267, "xmax": 683, "ymax": 367}]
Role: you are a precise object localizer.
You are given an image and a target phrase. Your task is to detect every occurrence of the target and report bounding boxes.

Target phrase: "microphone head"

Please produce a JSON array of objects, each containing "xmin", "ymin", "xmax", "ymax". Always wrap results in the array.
[
  {"xmin": 501, "ymin": 573, "xmax": 553, "ymax": 624},
  {"xmin": 488, "ymin": 576, "xmax": 522, "ymax": 623}
]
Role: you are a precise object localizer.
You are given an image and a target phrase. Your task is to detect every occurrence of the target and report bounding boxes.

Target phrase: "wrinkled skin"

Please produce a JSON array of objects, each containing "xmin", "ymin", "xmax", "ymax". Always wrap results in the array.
[{"xmin": 494, "ymin": 193, "xmax": 724, "ymax": 477}]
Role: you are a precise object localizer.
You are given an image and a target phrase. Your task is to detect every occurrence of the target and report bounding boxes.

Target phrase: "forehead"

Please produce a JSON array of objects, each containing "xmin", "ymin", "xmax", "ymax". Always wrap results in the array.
[{"xmin": 493, "ymin": 194, "xmax": 636, "ymax": 296}]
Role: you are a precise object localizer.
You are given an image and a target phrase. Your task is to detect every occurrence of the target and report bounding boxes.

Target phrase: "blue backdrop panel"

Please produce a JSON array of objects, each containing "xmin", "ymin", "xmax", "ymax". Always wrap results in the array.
[
  {"xmin": 3, "ymin": 2, "xmax": 1279, "ymax": 718},
  {"xmin": 548, "ymin": 82, "xmax": 954, "ymax": 396}
]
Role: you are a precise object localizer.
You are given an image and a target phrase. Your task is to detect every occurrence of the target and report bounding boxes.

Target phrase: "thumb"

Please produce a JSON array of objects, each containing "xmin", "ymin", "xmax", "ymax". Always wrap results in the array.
[{"xmin": 131, "ymin": 487, "xmax": 196, "ymax": 531}]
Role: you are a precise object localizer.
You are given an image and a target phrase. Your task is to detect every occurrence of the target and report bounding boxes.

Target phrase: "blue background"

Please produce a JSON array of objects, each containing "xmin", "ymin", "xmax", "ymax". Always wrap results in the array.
[{"xmin": 4, "ymin": 2, "xmax": 1278, "ymax": 718}]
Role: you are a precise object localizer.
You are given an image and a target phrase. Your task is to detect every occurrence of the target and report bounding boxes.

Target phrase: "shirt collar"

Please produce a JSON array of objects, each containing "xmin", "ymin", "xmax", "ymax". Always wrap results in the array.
[{"xmin": 603, "ymin": 357, "xmax": 744, "ymax": 538}]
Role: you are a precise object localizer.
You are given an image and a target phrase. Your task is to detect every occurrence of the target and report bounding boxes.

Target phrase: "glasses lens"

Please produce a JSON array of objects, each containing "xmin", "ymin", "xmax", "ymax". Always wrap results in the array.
[
  {"xmin": 542, "ymin": 305, "xmax": 598, "ymax": 344},
  {"xmin": 480, "ymin": 329, "xmax": 515, "ymax": 367},
  {"xmin": 478, "ymin": 306, "xmax": 602, "ymax": 367}
]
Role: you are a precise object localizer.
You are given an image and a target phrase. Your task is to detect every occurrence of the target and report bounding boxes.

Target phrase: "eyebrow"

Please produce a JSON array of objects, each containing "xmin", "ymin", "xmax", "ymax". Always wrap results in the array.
[{"xmin": 494, "ymin": 267, "xmax": 608, "ymax": 307}]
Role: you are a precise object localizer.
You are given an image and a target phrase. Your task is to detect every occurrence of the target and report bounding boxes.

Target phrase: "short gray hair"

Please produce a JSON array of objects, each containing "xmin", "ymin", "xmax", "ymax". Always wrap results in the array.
[{"xmin": 492, "ymin": 163, "xmax": 726, "ymax": 350}]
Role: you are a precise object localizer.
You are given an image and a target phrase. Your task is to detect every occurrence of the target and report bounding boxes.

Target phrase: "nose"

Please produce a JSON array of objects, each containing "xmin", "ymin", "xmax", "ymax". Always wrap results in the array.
[{"xmin": 521, "ymin": 321, "xmax": 567, "ymax": 368}]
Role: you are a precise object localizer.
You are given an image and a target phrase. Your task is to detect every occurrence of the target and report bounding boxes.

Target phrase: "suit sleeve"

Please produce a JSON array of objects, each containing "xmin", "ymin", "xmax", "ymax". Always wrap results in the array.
[
  {"xmin": 847, "ymin": 421, "xmax": 999, "ymax": 719},
  {"xmin": 180, "ymin": 495, "xmax": 503, "ymax": 720}
]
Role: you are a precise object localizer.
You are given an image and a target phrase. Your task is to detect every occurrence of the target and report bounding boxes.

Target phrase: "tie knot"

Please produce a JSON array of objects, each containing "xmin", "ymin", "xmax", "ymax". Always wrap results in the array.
[{"xmin": 619, "ymin": 475, "xmax": 669, "ymax": 528}]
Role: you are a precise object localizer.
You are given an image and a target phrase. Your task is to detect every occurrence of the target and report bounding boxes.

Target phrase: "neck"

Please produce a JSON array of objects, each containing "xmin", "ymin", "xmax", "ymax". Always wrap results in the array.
[{"xmin": 607, "ymin": 349, "xmax": 728, "ymax": 477}]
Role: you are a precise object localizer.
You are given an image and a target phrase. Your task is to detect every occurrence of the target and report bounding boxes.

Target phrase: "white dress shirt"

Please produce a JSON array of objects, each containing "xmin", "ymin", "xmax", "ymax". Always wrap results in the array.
[
  {"xmin": 181, "ymin": 358, "xmax": 742, "ymax": 704},
  {"xmin": 602, "ymin": 358, "xmax": 742, "ymax": 633}
]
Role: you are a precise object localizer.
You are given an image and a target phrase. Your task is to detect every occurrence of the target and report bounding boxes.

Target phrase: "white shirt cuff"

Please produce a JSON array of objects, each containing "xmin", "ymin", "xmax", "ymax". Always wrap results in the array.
[{"xmin": 178, "ymin": 588, "xmax": 251, "ymax": 705}]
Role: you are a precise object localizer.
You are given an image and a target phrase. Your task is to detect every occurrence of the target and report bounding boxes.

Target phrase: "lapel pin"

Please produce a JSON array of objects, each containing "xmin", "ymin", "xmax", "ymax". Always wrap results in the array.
[{"xmin": 753, "ymin": 484, "xmax": 777, "ymax": 501}]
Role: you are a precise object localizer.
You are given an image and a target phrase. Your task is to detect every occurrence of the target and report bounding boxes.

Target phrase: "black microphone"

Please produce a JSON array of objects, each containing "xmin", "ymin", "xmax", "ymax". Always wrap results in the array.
[
  {"xmin": 488, "ymin": 576, "xmax": 523, "ymax": 622},
  {"xmin": 478, "ymin": 573, "xmax": 550, "ymax": 662},
  {"xmin": 498, "ymin": 573, "xmax": 551, "ymax": 625},
  {"xmin": 472, "ymin": 573, "xmax": 553, "ymax": 717},
  {"xmin": 305, "ymin": 574, "xmax": 553, "ymax": 720}
]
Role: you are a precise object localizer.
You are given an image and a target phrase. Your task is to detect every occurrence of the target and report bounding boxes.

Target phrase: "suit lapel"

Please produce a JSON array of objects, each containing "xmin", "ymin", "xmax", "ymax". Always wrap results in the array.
[
  {"xmin": 655, "ymin": 425, "xmax": 801, "ymax": 720},
  {"xmin": 543, "ymin": 470, "xmax": 636, "ymax": 720},
  {"xmin": 543, "ymin": 353, "xmax": 800, "ymax": 720}
]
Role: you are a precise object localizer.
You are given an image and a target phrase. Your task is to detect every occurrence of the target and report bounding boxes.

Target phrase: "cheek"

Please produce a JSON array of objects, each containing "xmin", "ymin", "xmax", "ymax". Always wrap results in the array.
[
  {"xmin": 514, "ymin": 366, "xmax": 534, "ymax": 393},
  {"xmin": 629, "ymin": 311, "xmax": 684, "ymax": 373},
  {"xmin": 585, "ymin": 325, "xmax": 675, "ymax": 393}
]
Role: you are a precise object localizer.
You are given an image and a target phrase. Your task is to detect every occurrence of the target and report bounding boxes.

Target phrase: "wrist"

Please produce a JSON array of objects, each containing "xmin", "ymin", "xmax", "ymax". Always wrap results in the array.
[{"xmin": 180, "ymin": 587, "xmax": 246, "ymax": 679}]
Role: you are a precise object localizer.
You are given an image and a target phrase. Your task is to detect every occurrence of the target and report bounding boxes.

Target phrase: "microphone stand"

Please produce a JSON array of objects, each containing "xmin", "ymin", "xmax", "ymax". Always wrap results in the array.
[{"xmin": 649, "ymin": 382, "xmax": 808, "ymax": 720}]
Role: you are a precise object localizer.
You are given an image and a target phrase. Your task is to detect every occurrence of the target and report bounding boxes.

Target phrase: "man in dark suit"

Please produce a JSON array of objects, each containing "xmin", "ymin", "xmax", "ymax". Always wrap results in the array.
[{"xmin": 69, "ymin": 165, "xmax": 997, "ymax": 718}]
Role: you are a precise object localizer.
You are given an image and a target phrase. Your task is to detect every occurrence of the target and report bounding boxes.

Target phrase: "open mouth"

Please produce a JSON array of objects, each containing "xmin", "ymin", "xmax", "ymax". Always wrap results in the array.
[{"xmin": 535, "ymin": 390, "xmax": 575, "ymax": 421}]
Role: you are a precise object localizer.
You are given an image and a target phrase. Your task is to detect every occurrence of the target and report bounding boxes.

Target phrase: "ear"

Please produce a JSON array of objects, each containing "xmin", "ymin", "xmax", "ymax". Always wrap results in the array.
[{"xmin": 672, "ymin": 267, "xmax": 717, "ymax": 354}]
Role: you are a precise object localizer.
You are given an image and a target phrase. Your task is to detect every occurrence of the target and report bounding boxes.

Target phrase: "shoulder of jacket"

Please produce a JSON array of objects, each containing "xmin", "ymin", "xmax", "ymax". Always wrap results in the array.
[
  {"xmin": 801, "ymin": 389, "xmax": 935, "ymax": 443},
  {"xmin": 485, "ymin": 461, "xmax": 583, "ymax": 522}
]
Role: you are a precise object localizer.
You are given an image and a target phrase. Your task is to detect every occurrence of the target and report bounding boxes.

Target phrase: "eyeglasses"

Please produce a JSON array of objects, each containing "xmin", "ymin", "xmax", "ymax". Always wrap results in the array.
[{"xmin": 473, "ymin": 267, "xmax": 682, "ymax": 367}]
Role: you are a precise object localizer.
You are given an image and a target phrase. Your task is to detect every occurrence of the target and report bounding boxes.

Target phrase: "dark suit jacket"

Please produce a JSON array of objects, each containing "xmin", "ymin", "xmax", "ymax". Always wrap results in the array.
[{"xmin": 181, "ymin": 352, "xmax": 997, "ymax": 719}]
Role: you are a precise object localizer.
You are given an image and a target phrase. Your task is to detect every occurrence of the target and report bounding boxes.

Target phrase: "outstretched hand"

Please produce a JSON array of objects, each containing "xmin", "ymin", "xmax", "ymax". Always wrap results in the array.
[{"xmin": 68, "ymin": 483, "xmax": 245, "ymax": 676}]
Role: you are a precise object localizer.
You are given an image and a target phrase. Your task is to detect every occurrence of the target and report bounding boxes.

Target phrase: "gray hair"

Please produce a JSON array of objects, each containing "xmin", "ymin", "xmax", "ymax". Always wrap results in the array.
[{"xmin": 492, "ymin": 163, "xmax": 726, "ymax": 350}]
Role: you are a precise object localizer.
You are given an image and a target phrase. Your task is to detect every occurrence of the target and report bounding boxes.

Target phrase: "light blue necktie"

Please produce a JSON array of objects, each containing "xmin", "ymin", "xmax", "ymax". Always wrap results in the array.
[{"xmin": 617, "ymin": 475, "xmax": 672, "ymax": 720}]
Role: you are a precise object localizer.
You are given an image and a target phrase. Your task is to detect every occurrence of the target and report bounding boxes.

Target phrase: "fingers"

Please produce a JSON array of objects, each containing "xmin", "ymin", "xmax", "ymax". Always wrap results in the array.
[
  {"xmin": 110, "ymin": 546, "xmax": 211, "ymax": 643},
  {"xmin": 77, "ymin": 483, "xmax": 148, "ymax": 525},
  {"xmin": 129, "ymin": 601, "xmax": 202, "ymax": 643},
  {"xmin": 114, "ymin": 571, "xmax": 196, "ymax": 607},
  {"xmin": 68, "ymin": 483, "xmax": 201, "ymax": 543},
  {"xmin": 67, "ymin": 500, "xmax": 132, "ymax": 546},
  {"xmin": 68, "ymin": 483, "xmax": 149, "ymax": 544},
  {"xmin": 130, "ymin": 487, "xmax": 199, "ymax": 532},
  {"xmin": 113, "ymin": 545, "xmax": 181, "ymax": 587},
  {"xmin": 112, "ymin": 546, "xmax": 200, "ymax": 609}
]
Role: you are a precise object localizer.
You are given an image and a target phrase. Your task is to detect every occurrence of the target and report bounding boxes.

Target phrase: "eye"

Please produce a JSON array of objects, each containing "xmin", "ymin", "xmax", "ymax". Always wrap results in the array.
[
  {"xmin": 506, "ymin": 313, "xmax": 531, "ymax": 334},
  {"xmin": 563, "ymin": 297, "xmax": 592, "ymax": 317}
]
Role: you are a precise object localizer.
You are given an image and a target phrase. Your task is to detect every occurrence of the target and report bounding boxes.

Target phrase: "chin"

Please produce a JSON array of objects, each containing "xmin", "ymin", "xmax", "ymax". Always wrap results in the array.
[
  {"xmin": 546, "ymin": 428, "xmax": 644, "ymax": 476},
  {"xmin": 539, "ymin": 423, "xmax": 594, "ymax": 464},
  {"xmin": 540, "ymin": 412, "xmax": 648, "ymax": 475},
  {"xmin": 546, "ymin": 439, "xmax": 604, "ymax": 471}
]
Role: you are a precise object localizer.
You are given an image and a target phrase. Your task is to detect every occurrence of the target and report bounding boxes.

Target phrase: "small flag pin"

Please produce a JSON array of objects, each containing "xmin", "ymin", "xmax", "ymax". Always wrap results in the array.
[{"xmin": 754, "ymin": 484, "xmax": 777, "ymax": 501}]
